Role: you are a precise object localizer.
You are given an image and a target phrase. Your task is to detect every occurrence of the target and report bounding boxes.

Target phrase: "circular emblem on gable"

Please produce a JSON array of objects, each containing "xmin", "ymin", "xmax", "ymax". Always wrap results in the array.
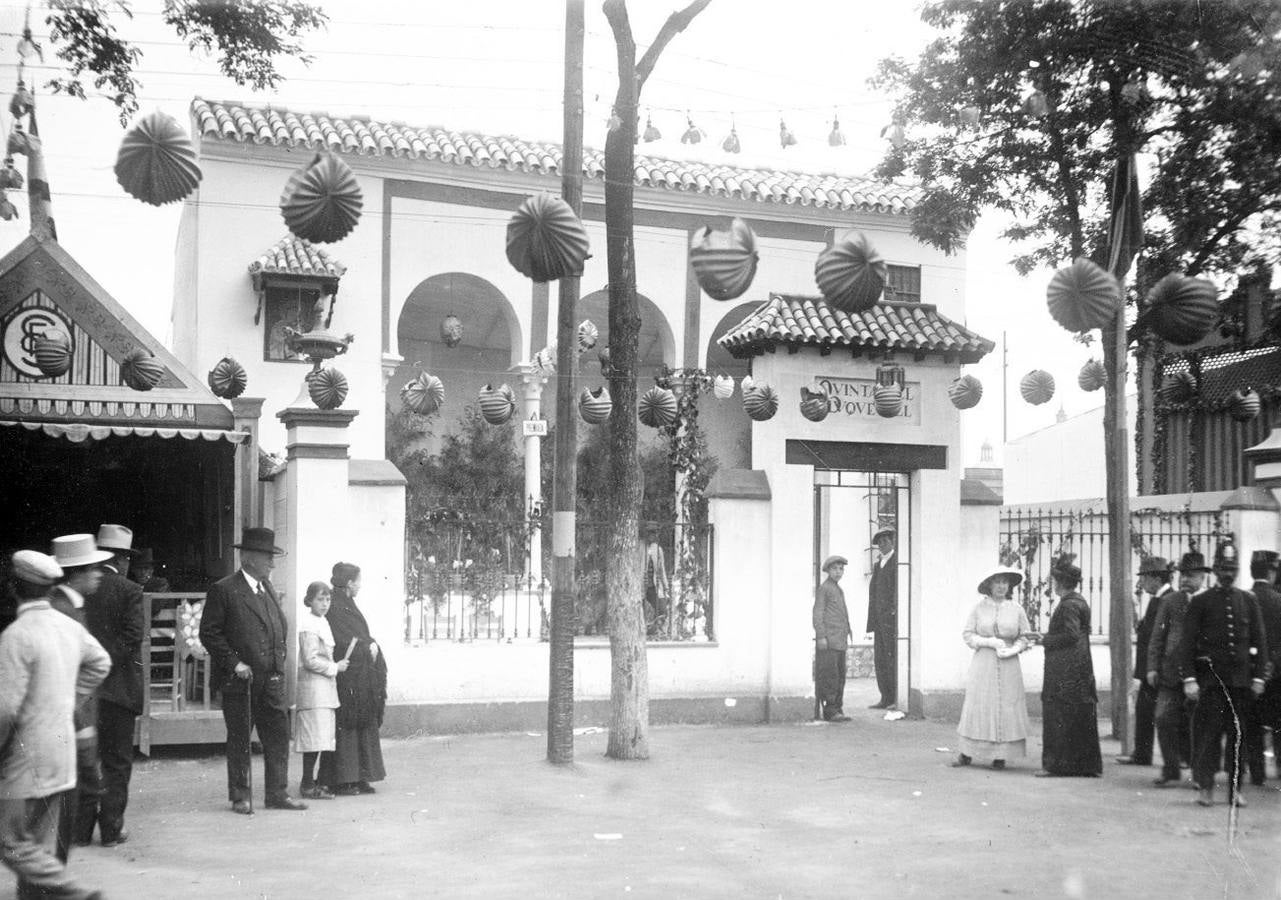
[{"xmin": 3, "ymin": 307, "xmax": 75, "ymax": 377}]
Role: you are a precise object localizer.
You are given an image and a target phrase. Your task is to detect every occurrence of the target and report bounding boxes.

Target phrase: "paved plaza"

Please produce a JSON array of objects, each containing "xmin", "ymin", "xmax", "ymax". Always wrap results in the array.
[{"xmin": 59, "ymin": 703, "xmax": 1281, "ymax": 900}]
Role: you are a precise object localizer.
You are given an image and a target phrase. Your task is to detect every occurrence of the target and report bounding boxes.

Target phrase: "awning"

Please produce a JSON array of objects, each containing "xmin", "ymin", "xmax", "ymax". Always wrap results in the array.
[{"xmin": 1, "ymin": 420, "xmax": 248, "ymax": 444}]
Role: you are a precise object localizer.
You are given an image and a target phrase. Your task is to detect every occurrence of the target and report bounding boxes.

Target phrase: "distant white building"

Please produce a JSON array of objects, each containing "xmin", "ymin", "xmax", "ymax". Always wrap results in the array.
[{"xmin": 1003, "ymin": 396, "xmax": 1136, "ymax": 505}]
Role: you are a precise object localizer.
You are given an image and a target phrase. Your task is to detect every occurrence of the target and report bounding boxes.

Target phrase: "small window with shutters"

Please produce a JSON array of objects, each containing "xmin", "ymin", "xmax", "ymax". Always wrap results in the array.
[{"xmin": 886, "ymin": 264, "xmax": 921, "ymax": 303}]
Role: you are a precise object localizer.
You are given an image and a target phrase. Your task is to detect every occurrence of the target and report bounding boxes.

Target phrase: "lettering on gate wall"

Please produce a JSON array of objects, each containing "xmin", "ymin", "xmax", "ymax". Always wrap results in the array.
[{"xmin": 815, "ymin": 376, "xmax": 922, "ymax": 425}]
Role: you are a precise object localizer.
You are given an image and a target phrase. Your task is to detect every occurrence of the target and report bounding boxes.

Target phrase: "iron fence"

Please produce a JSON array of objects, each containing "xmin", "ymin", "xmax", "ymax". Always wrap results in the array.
[
  {"xmin": 404, "ymin": 519, "xmax": 714, "ymax": 643},
  {"xmin": 998, "ymin": 503, "xmax": 1227, "ymax": 635}
]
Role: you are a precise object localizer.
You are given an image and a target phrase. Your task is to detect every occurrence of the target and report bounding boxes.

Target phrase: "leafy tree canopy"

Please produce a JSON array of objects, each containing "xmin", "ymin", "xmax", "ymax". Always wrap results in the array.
[
  {"xmin": 873, "ymin": 0, "xmax": 1281, "ymax": 291},
  {"xmin": 39, "ymin": 0, "xmax": 326, "ymax": 124}
]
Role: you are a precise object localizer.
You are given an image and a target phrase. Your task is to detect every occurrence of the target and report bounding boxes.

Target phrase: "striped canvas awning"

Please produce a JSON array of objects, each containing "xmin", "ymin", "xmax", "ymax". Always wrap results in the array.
[{"xmin": 0, "ymin": 420, "xmax": 248, "ymax": 444}]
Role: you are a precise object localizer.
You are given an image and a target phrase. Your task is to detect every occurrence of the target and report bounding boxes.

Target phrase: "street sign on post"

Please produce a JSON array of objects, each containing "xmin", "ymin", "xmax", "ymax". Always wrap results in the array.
[{"xmin": 523, "ymin": 418, "xmax": 548, "ymax": 438}]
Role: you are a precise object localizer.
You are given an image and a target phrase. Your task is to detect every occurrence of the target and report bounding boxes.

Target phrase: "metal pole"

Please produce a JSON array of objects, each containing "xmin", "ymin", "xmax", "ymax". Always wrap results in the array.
[{"xmin": 547, "ymin": 0, "xmax": 584, "ymax": 766}]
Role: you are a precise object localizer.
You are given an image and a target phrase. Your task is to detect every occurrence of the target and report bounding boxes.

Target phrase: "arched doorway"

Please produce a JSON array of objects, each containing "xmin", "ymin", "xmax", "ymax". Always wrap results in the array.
[
  {"xmin": 702, "ymin": 300, "xmax": 764, "ymax": 470},
  {"xmin": 577, "ymin": 288, "xmax": 675, "ymax": 384}
]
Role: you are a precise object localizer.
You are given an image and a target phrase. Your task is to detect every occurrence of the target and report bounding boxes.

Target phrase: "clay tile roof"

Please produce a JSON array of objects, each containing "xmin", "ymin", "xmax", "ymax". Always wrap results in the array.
[
  {"xmin": 191, "ymin": 99, "xmax": 921, "ymax": 216},
  {"xmin": 247, "ymin": 235, "xmax": 347, "ymax": 282},
  {"xmin": 718, "ymin": 294, "xmax": 995, "ymax": 363}
]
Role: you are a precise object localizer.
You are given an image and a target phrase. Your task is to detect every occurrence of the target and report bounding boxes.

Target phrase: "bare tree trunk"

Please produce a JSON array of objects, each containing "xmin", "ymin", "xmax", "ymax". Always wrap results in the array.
[{"xmin": 601, "ymin": 0, "xmax": 710, "ymax": 761}]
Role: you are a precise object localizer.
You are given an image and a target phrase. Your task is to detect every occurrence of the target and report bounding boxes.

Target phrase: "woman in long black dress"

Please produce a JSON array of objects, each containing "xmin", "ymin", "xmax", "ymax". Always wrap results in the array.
[
  {"xmin": 318, "ymin": 562, "xmax": 388, "ymax": 794},
  {"xmin": 1037, "ymin": 557, "xmax": 1102, "ymax": 777}
]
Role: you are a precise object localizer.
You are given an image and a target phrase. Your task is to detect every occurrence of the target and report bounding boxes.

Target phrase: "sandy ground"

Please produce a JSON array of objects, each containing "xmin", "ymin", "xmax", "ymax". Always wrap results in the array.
[{"xmin": 55, "ymin": 689, "xmax": 1281, "ymax": 900}]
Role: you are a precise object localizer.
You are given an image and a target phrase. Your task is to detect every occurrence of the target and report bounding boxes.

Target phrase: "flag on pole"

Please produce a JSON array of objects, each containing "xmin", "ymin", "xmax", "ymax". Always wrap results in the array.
[{"xmin": 1106, "ymin": 154, "xmax": 1143, "ymax": 279}]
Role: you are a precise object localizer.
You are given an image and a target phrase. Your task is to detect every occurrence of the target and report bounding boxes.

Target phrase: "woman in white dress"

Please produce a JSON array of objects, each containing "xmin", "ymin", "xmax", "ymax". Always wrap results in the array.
[{"xmin": 953, "ymin": 564, "xmax": 1034, "ymax": 770}]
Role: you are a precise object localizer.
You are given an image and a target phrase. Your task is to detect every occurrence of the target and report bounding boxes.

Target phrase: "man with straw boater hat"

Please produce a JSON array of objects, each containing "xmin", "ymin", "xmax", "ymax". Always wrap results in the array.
[
  {"xmin": 0, "ymin": 549, "xmax": 110, "ymax": 900},
  {"xmin": 199, "ymin": 527, "xmax": 306, "ymax": 815},
  {"xmin": 813, "ymin": 553, "xmax": 852, "ymax": 723}
]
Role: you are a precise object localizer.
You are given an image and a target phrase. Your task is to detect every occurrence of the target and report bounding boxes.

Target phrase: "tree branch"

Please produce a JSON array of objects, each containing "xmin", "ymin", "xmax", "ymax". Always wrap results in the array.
[
  {"xmin": 1185, "ymin": 206, "xmax": 1256, "ymax": 276},
  {"xmin": 635, "ymin": 0, "xmax": 712, "ymax": 89}
]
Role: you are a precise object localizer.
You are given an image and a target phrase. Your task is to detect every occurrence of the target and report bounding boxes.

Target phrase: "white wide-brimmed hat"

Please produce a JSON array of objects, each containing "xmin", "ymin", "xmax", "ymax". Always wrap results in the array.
[
  {"xmin": 977, "ymin": 564, "xmax": 1024, "ymax": 596},
  {"xmin": 96, "ymin": 524, "xmax": 138, "ymax": 556},
  {"xmin": 51, "ymin": 534, "xmax": 114, "ymax": 570}
]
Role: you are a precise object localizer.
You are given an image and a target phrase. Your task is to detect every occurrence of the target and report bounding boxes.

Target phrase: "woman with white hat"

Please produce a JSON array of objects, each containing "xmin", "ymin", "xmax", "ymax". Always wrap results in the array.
[{"xmin": 953, "ymin": 564, "xmax": 1034, "ymax": 770}]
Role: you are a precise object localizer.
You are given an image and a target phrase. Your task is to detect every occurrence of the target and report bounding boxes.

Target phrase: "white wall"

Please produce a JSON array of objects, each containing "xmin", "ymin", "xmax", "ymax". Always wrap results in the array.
[{"xmin": 1003, "ymin": 395, "xmax": 1136, "ymax": 505}]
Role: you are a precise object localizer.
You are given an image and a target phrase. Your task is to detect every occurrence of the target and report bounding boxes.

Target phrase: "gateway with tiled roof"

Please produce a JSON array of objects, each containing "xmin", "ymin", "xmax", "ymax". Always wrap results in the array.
[
  {"xmin": 719, "ymin": 294, "xmax": 995, "ymax": 363},
  {"xmin": 192, "ymin": 99, "xmax": 921, "ymax": 216},
  {"xmin": 249, "ymin": 235, "xmax": 347, "ymax": 283}
]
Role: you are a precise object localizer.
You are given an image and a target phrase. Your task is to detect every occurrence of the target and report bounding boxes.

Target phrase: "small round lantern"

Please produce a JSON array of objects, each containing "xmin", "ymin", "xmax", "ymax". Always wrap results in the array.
[
  {"xmin": 401, "ymin": 372, "xmax": 445, "ymax": 416},
  {"xmin": 638, "ymin": 386, "xmax": 678, "ymax": 428},
  {"xmin": 874, "ymin": 383, "xmax": 904, "ymax": 418},
  {"xmin": 814, "ymin": 230, "xmax": 887, "ymax": 314},
  {"xmin": 712, "ymin": 375, "xmax": 734, "ymax": 400},
  {"xmin": 577, "ymin": 319, "xmax": 599, "ymax": 353},
  {"xmin": 280, "ymin": 151, "xmax": 363, "ymax": 244},
  {"xmin": 1077, "ymin": 358, "xmax": 1106, "ymax": 393},
  {"xmin": 477, "ymin": 383, "xmax": 516, "ymax": 425},
  {"xmin": 207, "ymin": 356, "xmax": 247, "ymax": 399},
  {"xmin": 33, "ymin": 329, "xmax": 73, "ymax": 378},
  {"xmin": 114, "ymin": 110, "xmax": 203, "ymax": 206},
  {"xmin": 578, "ymin": 386, "xmax": 612, "ymax": 425},
  {"xmin": 1144, "ymin": 274, "xmax": 1219, "ymax": 346},
  {"xmin": 800, "ymin": 386, "xmax": 830, "ymax": 422},
  {"xmin": 1047, "ymin": 258, "xmax": 1121, "ymax": 333},
  {"xmin": 1020, "ymin": 369, "xmax": 1056, "ymax": 406},
  {"xmin": 505, "ymin": 193, "xmax": 590, "ymax": 283},
  {"xmin": 948, "ymin": 374, "xmax": 983, "ymax": 410},
  {"xmin": 740, "ymin": 374, "xmax": 755, "ymax": 395},
  {"xmin": 1159, "ymin": 371, "xmax": 1197, "ymax": 405},
  {"xmin": 440, "ymin": 314, "xmax": 464, "ymax": 348},
  {"xmin": 308, "ymin": 367, "xmax": 348, "ymax": 410},
  {"xmin": 1227, "ymin": 389, "xmax": 1261, "ymax": 423},
  {"xmin": 120, "ymin": 349, "xmax": 164, "ymax": 391},
  {"xmin": 689, "ymin": 217, "xmax": 759, "ymax": 301},
  {"xmin": 743, "ymin": 384, "xmax": 779, "ymax": 422}
]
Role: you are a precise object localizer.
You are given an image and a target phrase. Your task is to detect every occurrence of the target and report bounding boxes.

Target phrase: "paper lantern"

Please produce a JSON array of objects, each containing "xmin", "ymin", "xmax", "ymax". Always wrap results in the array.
[
  {"xmin": 722, "ymin": 127, "xmax": 741, "ymax": 154},
  {"xmin": 1227, "ymin": 389, "xmax": 1261, "ymax": 422},
  {"xmin": 578, "ymin": 386, "xmax": 612, "ymax": 424},
  {"xmin": 642, "ymin": 117, "xmax": 662, "ymax": 143},
  {"xmin": 577, "ymin": 319, "xmax": 598, "ymax": 352},
  {"xmin": 401, "ymin": 372, "xmax": 445, "ymax": 416},
  {"xmin": 1047, "ymin": 258, "xmax": 1121, "ymax": 332},
  {"xmin": 740, "ymin": 374, "xmax": 755, "ymax": 394},
  {"xmin": 0, "ymin": 193, "xmax": 15, "ymax": 222},
  {"xmin": 1023, "ymin": 90, "xmax": 1048, "ymax": 117},
  {"xmin": 505, "ymin": 193, "xmax": 590, "ymax": 283},
  {"xmin": 120, "ymin": 349, "xmax": 164, "ymax": 391},
  {"xmin": 308, "ymin": 367, "xmax": 348, "ymax": 410},
  {"xmin": 477, "ymin": 383, "xmax": 516, "ymax": 425},
  {"xmin": 948, "ymin": 374, "xmax": 983, "ymax": 410},
  {"xmin": 33, "ymin": 329, "xmax": 72, "ymax": 378},
  {"xmin": 1159, "ymin": 371, "xmax": 1197, "ymax": 405},
  {"xmin": 638, "ymin": 386, "xmax": 677, "ymax": 428},
  {"xmin": 207, "ymin": 356, "xmax": 247, "ymax": 399},
  {"xmin": 874, "ymin": 383, "xmax": 904, "ymax": 418},
  {"xmin": 743, "ymin": 384, "xmax": 778, "ymax": 421},
  {"xmin": 800, "ymin": 386, "xmax": 830, "ymax": 422},
  {"xmin": 712, "ymin": 375, "xmax": 734, "ymax": 400},
  {"xmin": 280, "ymin": 151, "xmax": 363, "ymax": 244},
  {"xmin": 114, "ymin": 111, "xmax": 202, "ymax": 206},
  {"xmin": 0, "ymin": 157, "xmax": 22, "ymax": 190},
  {"xmin": 440, "ymin": 314, "xmax": 463, "ymax": 348},
  {"xmin": 815, "ymin": 230, "xmax": 887, "ymax": 313},
  {"xmin": 1020, "ymin": 369, "xmax": 1056, "ymax": 406},
  {"xmin": 689, "ymin": 217, "xmax": 759, "ymax": 301},
  {"xmin": 1144, "ymin": 274, "xmax": 1219, "ymax": 346},
  {"xmin": 1077, "ymin": 358, "xmax": 1106, "ymax": 393}
]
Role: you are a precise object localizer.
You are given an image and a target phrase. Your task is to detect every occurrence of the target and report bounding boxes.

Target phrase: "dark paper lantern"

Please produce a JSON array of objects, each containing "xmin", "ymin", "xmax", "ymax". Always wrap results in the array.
[
  {"xmin": 712, "ymin": 375, "xmax": 734, "ymax": 400},
  {"xmin": 440, "ymin": 313, "xmax": 463, "ymax": 348},
  {"xmin": 33, "ymin": 329, "xmax": 72, "ymax": 378},
  {"xmin": 1047, "ymin": 258, "xmax": 1121, "ymax": 333},
  {"xmin": 948, "ymin": 374, "xmax": 983, "ymax": 410},
  {"xmin": 120, "ymin": 349, "xmax": 164, "ymax": 391},
  {"xmin": 874, "ymin": 383, "xmax": 904, "ymax": 418},
  {"xmin": 401, "ymin": 372, "xmax": 445, "ymax": 416},
  {"xmin": 578, "ymin": 386, "xmax": 612, "ymax": 425},
  {"xmin": 207, "ymin": 356, "xmax": 247, "ymax": 399},
  {"xmin": 280, "ymin": 151, "xmax": 363, "ymax": 244},
  {"xmin": 1077, "ymin": 358, "xmax": 1106, "ymax": 393},
  {"xmin": 638, "ymin": 386, "xmax": 677, "ymax": 428},
  {"xmin": 577, "ymin": 319, "xmax": 598, "ymax": 353},
  {"xmin": 308, "ymin": 367, "xmax": 348, "ymax": 410},
  {"xmin": 114, "ymin": 111, "xmax": 202, "ymax": 206},
  {"xmin": 1144, "ymin": 274, "xmax": 1219, "ymax": 346},
  {"xmin": 689, "ymin": 217, "xmax": 759, "ymax": 301},
  {"xmin": 505, "ymin": 193, "xmax": 590, "ymax": 283},
  {"xmin": 1020, "ymin": 369, "xmax": 1056, "ymax": 406},
  {"xmin": 800, "ymin": 386, "xmax": 830, "ymax": 423},
  {"xmin": 477, "ymin": 383, "xmax": 516, "ymax": 425},
  {"xmin": 814, "ymin": 230, "xmax": 887, "ymax": 313},
  {"xmin": 743, "ymin": 384, "xmax": 779, "ymax": 422},
  {"xmin": 1159, "ymin": 370, "xmax": 1197, "ymax": 405},
  {"xmin": 1227, "ymin": 389, "xmax": 1261, "ymax": 423}
]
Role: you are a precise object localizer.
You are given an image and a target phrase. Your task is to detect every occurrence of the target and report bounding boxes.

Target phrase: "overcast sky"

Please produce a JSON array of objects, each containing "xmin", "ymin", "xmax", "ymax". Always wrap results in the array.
[{"xmin": 0, "ymin": 0, "xmax": 1105, "ymax": 466}]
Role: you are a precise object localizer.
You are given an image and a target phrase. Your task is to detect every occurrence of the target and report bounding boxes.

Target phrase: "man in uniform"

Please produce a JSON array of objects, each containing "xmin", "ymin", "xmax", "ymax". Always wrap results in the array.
[
  {"xmin": 1179, "ymin": 541, "xmax": 1268, "ymax": 807},
  {"xmin": 866, "ymin": 527, "xmax": 898, "ymax": 710},
  {"xmin": 813, "ymin": 555, "xmax": 852, "ymax": 723},
  {"xmin": 1146, "ymin": 549, "xmax": 1207, "ymax": 787},
  {"xmin": 1119, "ymin": 556, "xmax": 1173, "ymax": 765}
]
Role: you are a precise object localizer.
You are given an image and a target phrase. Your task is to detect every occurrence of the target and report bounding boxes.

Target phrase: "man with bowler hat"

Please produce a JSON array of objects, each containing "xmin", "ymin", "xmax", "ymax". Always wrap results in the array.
[
  {"xmin": 866, "ymin": 526, "xmax": 898, "ymax": 709},
  {"xmin": 199, "ymin": 527, "xmax": 306, "ymax": 814},
  {"xmin": 1179, "ymin": 541, "xmax": 1268, "ymax": 807},
  {"xmin": 813, "ymin": 554, "xmax": 852, "ymax": 722},
  {"xmin": 1146, "ymin": 548, "xmax": 1207, "ymax": 786},
  {"xmin": 1118, "ymin": 555, "xmax": 1172, "ymax": 765}
]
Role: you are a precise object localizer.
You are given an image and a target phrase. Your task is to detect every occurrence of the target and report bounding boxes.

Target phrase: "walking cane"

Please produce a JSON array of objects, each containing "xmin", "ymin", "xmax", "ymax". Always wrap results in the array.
[{"xmin": 244, "ymin": 668, "xmax": 253, "ymax": 806}]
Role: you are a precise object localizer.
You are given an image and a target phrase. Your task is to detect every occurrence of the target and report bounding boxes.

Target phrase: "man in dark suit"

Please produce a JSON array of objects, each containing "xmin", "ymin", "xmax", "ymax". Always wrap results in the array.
[
  {"xmin": 1258, "ymin": 552, "xmax": 1281, "ymax": 781},
  {"xmin": 866, "ymin": 526, "xmax": 898, "ymax": 710},
  {"xmin": 1179, "ymin": 541, "xmax": 1268, "ymax": 808},
  {"xmin": 74, "ymin": 524, "xmax": 145, "ymax": 848},
  {"xmin": 813, "ymin": 554, "xmax": 852, "ymax": 723},
  {"xmin": 1118, "ymin": 555, "xmax": 1172, "ymax": 765},
  {"xmin": 1240, "ymin": 550, "xmax": 1280, "ymax": 786},
  {"xmin": 1146, "ymin": 550, "xmax": 1206, "ymax": 787},
  {"xmin": 199, "ymin": 527, "xmax": 306, "ymax": 814}
]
